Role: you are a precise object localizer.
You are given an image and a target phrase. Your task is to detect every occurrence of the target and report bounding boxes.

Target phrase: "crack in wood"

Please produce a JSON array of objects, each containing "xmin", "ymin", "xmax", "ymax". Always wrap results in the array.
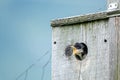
[{"xmin": 78, "ymin": 62, "xmax": 82, "ymax": 80}]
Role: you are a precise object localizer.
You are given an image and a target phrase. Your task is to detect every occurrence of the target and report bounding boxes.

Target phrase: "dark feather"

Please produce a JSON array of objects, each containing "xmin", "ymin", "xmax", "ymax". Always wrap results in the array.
[
  {"xmin": 65, "ymin": 45, "xmax": 73, "ymax": 56},
  {"xmin": 74, "ymin": 42, "xmax": 88, "ymax": 54}
]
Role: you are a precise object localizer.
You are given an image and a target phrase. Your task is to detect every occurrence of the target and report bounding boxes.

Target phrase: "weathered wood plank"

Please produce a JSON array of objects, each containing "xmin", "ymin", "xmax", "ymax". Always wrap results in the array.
[
  {"xmin": 114, "ymin": 17, "xmax": 120, "ymax": 80},
  {"xmin": 51, "ymin": 9, "xmax": 120, "ymax": 27},
  {"xmin": 52, "ymin": 25, "xmax": 83, "ymax": 80},
  {"xmin": 81, "ymin": 20, "xmax": 110, "ymax": 80},
  {"xmin": 108, "ymin": 17, "xmax": 118, "ymax": 80},
  {"xmin": 107, "ymin": 0, "xmax": 120, "ymax": 79}
]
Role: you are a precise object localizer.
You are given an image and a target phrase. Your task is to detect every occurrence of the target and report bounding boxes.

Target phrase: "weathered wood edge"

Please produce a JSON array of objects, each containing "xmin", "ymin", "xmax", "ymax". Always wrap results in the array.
[{"xmin": 51, "ymin": 9, "xmax": 120, "ymax": 27}]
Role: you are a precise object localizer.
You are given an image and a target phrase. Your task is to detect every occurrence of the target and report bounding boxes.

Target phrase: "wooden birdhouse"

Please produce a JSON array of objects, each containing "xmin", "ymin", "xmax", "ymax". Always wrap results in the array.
[{"xmin": 51, "ymin": 8, "xmax": 120, "ymax": 80}]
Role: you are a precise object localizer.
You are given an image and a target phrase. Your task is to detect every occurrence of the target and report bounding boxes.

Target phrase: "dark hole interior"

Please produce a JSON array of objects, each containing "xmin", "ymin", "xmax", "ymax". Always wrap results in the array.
[{"xmin": 75, "ymin": 55, "xmax": 82, "ymax": 60}]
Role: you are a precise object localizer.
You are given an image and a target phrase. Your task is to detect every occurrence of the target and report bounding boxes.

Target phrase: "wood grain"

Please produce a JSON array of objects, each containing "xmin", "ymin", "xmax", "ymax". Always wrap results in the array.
[{"xmin": 52, "ymin": 19, "xmax": 117, "ymax": 80}]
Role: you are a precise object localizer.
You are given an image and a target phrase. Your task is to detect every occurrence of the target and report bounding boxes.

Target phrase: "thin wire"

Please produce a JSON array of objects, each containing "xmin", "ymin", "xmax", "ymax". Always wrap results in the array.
[
  {"xmin": 37, "ymin": 51, "xmax": 49, "ymax": 62},
  {"xmin": 16, "ymin": 50, "xmax": 49, "ymax": 80},
  {"xmin": 24, "ymin": 70, "xmax": 28, "ymax": 80},
  {"xmin": 41, "ymin": 54, "xmax": 51, "ymax": 80}
]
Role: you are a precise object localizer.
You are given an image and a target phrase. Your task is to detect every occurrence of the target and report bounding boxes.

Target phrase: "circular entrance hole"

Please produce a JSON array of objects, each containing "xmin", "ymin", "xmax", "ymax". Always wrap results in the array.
[{"xmin": 65, "ymin": 42, "xmax": 88, "ymax": 61}]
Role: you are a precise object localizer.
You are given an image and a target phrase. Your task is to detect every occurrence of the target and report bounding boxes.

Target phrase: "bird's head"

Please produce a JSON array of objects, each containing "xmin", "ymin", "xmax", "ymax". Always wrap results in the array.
[
  {"xmin": 71, "ymin": 43, "xmax": 88, "ymax": 60},
  {"xmin": 70, "ymin": 46, "xmax": 83, "ymax": 55},
  {"xmin": 65, "ymin": 42, "xmax": 88, "ymax": 61}
]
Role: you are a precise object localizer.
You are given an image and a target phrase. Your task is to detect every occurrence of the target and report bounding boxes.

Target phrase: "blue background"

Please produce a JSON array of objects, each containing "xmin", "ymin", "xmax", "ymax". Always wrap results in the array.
[{"xmin": 0, "ymin": 0, "xmax": 106, "ymax": 80}]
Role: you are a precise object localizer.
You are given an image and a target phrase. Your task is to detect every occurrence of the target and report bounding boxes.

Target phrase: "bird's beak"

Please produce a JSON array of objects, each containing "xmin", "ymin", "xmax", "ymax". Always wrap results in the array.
[
  {"xmin": 70, "ymin": 46, "xmax": 78, "ymax": 55},
  {"xmin": 70, "ymin": 46, "xmax": 75, "ymax": 49},
  {"xmin": 71, "ymin": 46, "xmax": 83, "ymax": 55}
]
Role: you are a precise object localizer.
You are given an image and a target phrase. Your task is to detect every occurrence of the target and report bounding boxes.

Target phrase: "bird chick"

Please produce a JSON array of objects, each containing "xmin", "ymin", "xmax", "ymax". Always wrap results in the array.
[{"xmin": 71, "ymin": 43, "xmax": 88, "ymax": 60}]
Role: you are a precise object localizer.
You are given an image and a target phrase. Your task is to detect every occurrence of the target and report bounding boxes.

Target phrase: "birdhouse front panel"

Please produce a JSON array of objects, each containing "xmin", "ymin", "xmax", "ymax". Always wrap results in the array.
[{"xmin": 51, "ymin": 10, "xmax": 120, "ymax": 80}]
